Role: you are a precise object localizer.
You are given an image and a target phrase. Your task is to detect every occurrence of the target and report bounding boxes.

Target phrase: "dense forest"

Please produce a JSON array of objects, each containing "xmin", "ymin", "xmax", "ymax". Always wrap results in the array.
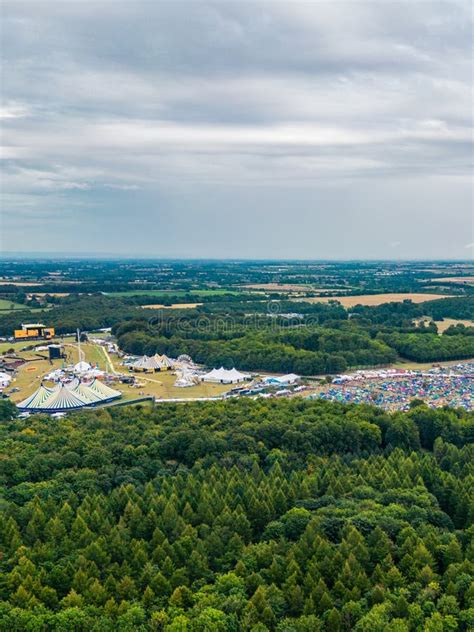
[
  {"xmin": 0, "ymin": 399, "xmax": 473, "ymax": 630},
  {"xmin": 114, "ymin": 308, "xmax": 473, "ymax": 373}
]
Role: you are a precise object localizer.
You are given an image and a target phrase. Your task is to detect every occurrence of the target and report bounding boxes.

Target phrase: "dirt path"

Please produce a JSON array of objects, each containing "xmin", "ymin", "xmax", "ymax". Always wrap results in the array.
[{"xmin": 101, "ymin": 346, "xmax": 118, "ymax": 374}]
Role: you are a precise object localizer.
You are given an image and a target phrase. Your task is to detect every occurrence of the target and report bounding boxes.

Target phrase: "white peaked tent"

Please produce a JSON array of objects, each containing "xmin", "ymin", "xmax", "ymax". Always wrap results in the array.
[
  {"xmin": 0, "ymin": 372, "xmax": 12, "ymax": 387},
  {"xmin": 157, "ymin": 354, "xmax": 175, "ymax": 369},
  {"xmin": 131, "ymin": 355, "xmax": 161, "ymax": 371},
  {"xmin": 202, "ymin": 367, "xmax": 250, "ymax": 384},
  {"xmin": 74, "ymin": 361, "xmax": 92, "ymax": 373}
]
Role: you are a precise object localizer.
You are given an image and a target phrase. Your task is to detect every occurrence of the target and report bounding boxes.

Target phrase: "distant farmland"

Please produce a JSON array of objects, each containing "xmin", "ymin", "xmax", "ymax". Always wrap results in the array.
[
  {"xmin": 141, "ymin": 303, "xmax": 202, "ymax": 309},
  {"xmin": 106, "ymin": 289, "xmax": 240, "ymax": 298},
  {"xmin": 293, "ymin": 293, "xmax": 452, "ymax": 307},
  {"xmin": 430, "ymin": 276, "xmax": 474, "ymax": 285},
  {"xmin": 0, "ymin": 298, "xmax": 27, "ymax": 311}
]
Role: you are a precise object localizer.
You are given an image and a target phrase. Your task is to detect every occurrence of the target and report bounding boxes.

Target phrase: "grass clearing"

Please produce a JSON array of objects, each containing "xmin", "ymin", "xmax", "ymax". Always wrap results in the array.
[{"xmin": 0, "ymin": 298, "xmax": 28, "ymax": 311}]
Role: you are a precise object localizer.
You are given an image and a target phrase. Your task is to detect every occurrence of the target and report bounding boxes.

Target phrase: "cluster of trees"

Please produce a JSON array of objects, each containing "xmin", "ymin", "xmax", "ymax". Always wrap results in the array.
[
  {"xmin": 0, "ymin": 297, "xmax": 145, "ymax": 337},
  {"xmin": 378, "ymin": 332, "xmax": 474, "ymax": 362},
  {"xmin": 115, "ymin": 316, "xmax": 398, "ymax": 375},
  {"xmin": 0, "ymin": 399, "xmax": 473, "ymax": 630}
]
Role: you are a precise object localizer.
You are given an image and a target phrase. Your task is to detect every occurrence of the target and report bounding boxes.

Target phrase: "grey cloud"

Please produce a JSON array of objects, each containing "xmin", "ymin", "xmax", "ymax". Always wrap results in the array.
[{"xmin": 0, "ymin": 0, "xmax": 472, "ymax": 258}]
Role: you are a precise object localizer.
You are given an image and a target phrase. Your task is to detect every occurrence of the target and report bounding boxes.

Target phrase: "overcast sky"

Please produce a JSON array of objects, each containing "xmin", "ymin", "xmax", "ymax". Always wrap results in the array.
[{"xmin": 1, "ymin": 0, "xmax": 472, "ymax": 259}]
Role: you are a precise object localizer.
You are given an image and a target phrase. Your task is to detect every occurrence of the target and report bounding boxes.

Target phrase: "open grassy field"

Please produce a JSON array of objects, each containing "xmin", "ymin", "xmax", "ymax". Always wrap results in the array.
[
  {"xmin": 6, "ymin": 358, "xmax": 65, "ymax": 402},
  {"xmin": 293, "ymin": 293, "xmax": 452, "ymax": 307},
  {"xmin": 0, "ymin": 298, "xmax": 28, "ymax": 311},
  {"xmin": 0, "ymin": 335, "xmax": 75, "ymax": 354},
  {"xmin": 112, "ymin": 371, "xmax": 230, "ymax": 402}
]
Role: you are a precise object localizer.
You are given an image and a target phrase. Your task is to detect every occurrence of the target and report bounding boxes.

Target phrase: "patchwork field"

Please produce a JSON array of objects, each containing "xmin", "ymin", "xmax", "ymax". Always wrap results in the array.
[
  {"xmin": 430, "ymin": 276, "xmax": 474, "ymax": 285},
  {"xmin": 241, "ymin": 283, "xmax": 348, "ymax": 293},
  {"xmin": 293, "ymin": 293, "xmax": 452, "ymax": 307},
  {"xmin": 141, "ymin": 303, "xmax": 202, "ymax": 309},
  {"xmin": 0, "ymin": 281, "xmax": 42, "ymax": 286},
  {"xmin": 107, "ymin": 289, "xmax": 239, "ymax": 298}
]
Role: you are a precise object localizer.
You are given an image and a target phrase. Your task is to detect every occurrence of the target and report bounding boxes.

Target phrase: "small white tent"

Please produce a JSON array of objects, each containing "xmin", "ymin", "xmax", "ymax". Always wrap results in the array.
[
  {"xmin": 74, "ymin": 361, "xmax": 92, "ymax": 373},
  {"xmin": 0, "ymin": 372, "xmax": 12, "ymax": 388}
]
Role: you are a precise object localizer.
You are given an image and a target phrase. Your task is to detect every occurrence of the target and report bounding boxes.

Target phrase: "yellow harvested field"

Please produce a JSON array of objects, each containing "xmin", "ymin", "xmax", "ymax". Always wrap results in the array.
[
  {"xmin": 293, "ymin": 293, "xmax": 452, "ymax": 307},
  {"xmin": 435, "ymin": 318, "xmax": 474, "ymax": 333},
  {"xmin": 28, "ymin": 292, "xmax": 70, "ymax": 297},
  {"xmin": 430, "ymin": 276, "xmax": 474, "ymax": 285},
  {"xmin": 142, "ymin": 303, "xmax": 202, "ymax": 309},
  {"xmin": 0, "ymin": 281, "xmax": 42, "ymax": 286}
]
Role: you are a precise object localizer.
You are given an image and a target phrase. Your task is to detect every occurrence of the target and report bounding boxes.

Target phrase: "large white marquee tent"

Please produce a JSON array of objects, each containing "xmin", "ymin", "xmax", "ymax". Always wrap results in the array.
[{"xmin": 201, "ymin": 367, "xmax": 251, "ymax": 384}]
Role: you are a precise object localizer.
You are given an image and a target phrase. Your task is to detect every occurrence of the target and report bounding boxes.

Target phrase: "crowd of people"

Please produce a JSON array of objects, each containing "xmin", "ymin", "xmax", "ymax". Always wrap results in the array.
[{"xmin": 315, "ymin": 363, "xmax": 474, "ymax": 411}]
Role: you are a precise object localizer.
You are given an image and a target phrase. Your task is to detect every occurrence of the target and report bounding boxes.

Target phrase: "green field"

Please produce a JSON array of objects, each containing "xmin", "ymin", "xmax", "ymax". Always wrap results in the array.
[
  {"xmin": 0, "ymin": 335, "xmax": 76, "ymax": 354},
  {"xmin": 106, "ymin": 289, "xmax": 240, "ymax": 297},
  {"xmin": 0, "ymin": 298, "xmax": 27, "ymax": 311}
]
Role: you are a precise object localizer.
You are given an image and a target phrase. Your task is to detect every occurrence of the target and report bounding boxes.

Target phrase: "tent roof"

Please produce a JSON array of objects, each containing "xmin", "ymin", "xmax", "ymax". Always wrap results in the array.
[
  {"xmin": 202, "ymin": 367, "xmax": 250, "ymax": 382},
  {"xmin": 88, "ymin": 378, "xmax": 122, "ymax": 400},
  {"xmin": 132, "ymin": 355, "xmax": 161, "ymax": 369},
  {"xmin": 159, "ymin": 354, "xmax": 174, "ymax": 367},
  {"xmin": 17, "ymin": 384, "xmax": 54, "ymax": 409},
  {"xmin": 41, "ymin": 383, "xmax": 90, "ymax": 410},
  {"xmin": 17, "ymin": 379, "xmax": 121, "ymax": 412},
  {"xmin": 70, "ymin": 380, "xmax": 103, "ymax": 404},
  {"xmin": 74, "ymin": 361, "xmax": 92, "ymax": 372}
]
